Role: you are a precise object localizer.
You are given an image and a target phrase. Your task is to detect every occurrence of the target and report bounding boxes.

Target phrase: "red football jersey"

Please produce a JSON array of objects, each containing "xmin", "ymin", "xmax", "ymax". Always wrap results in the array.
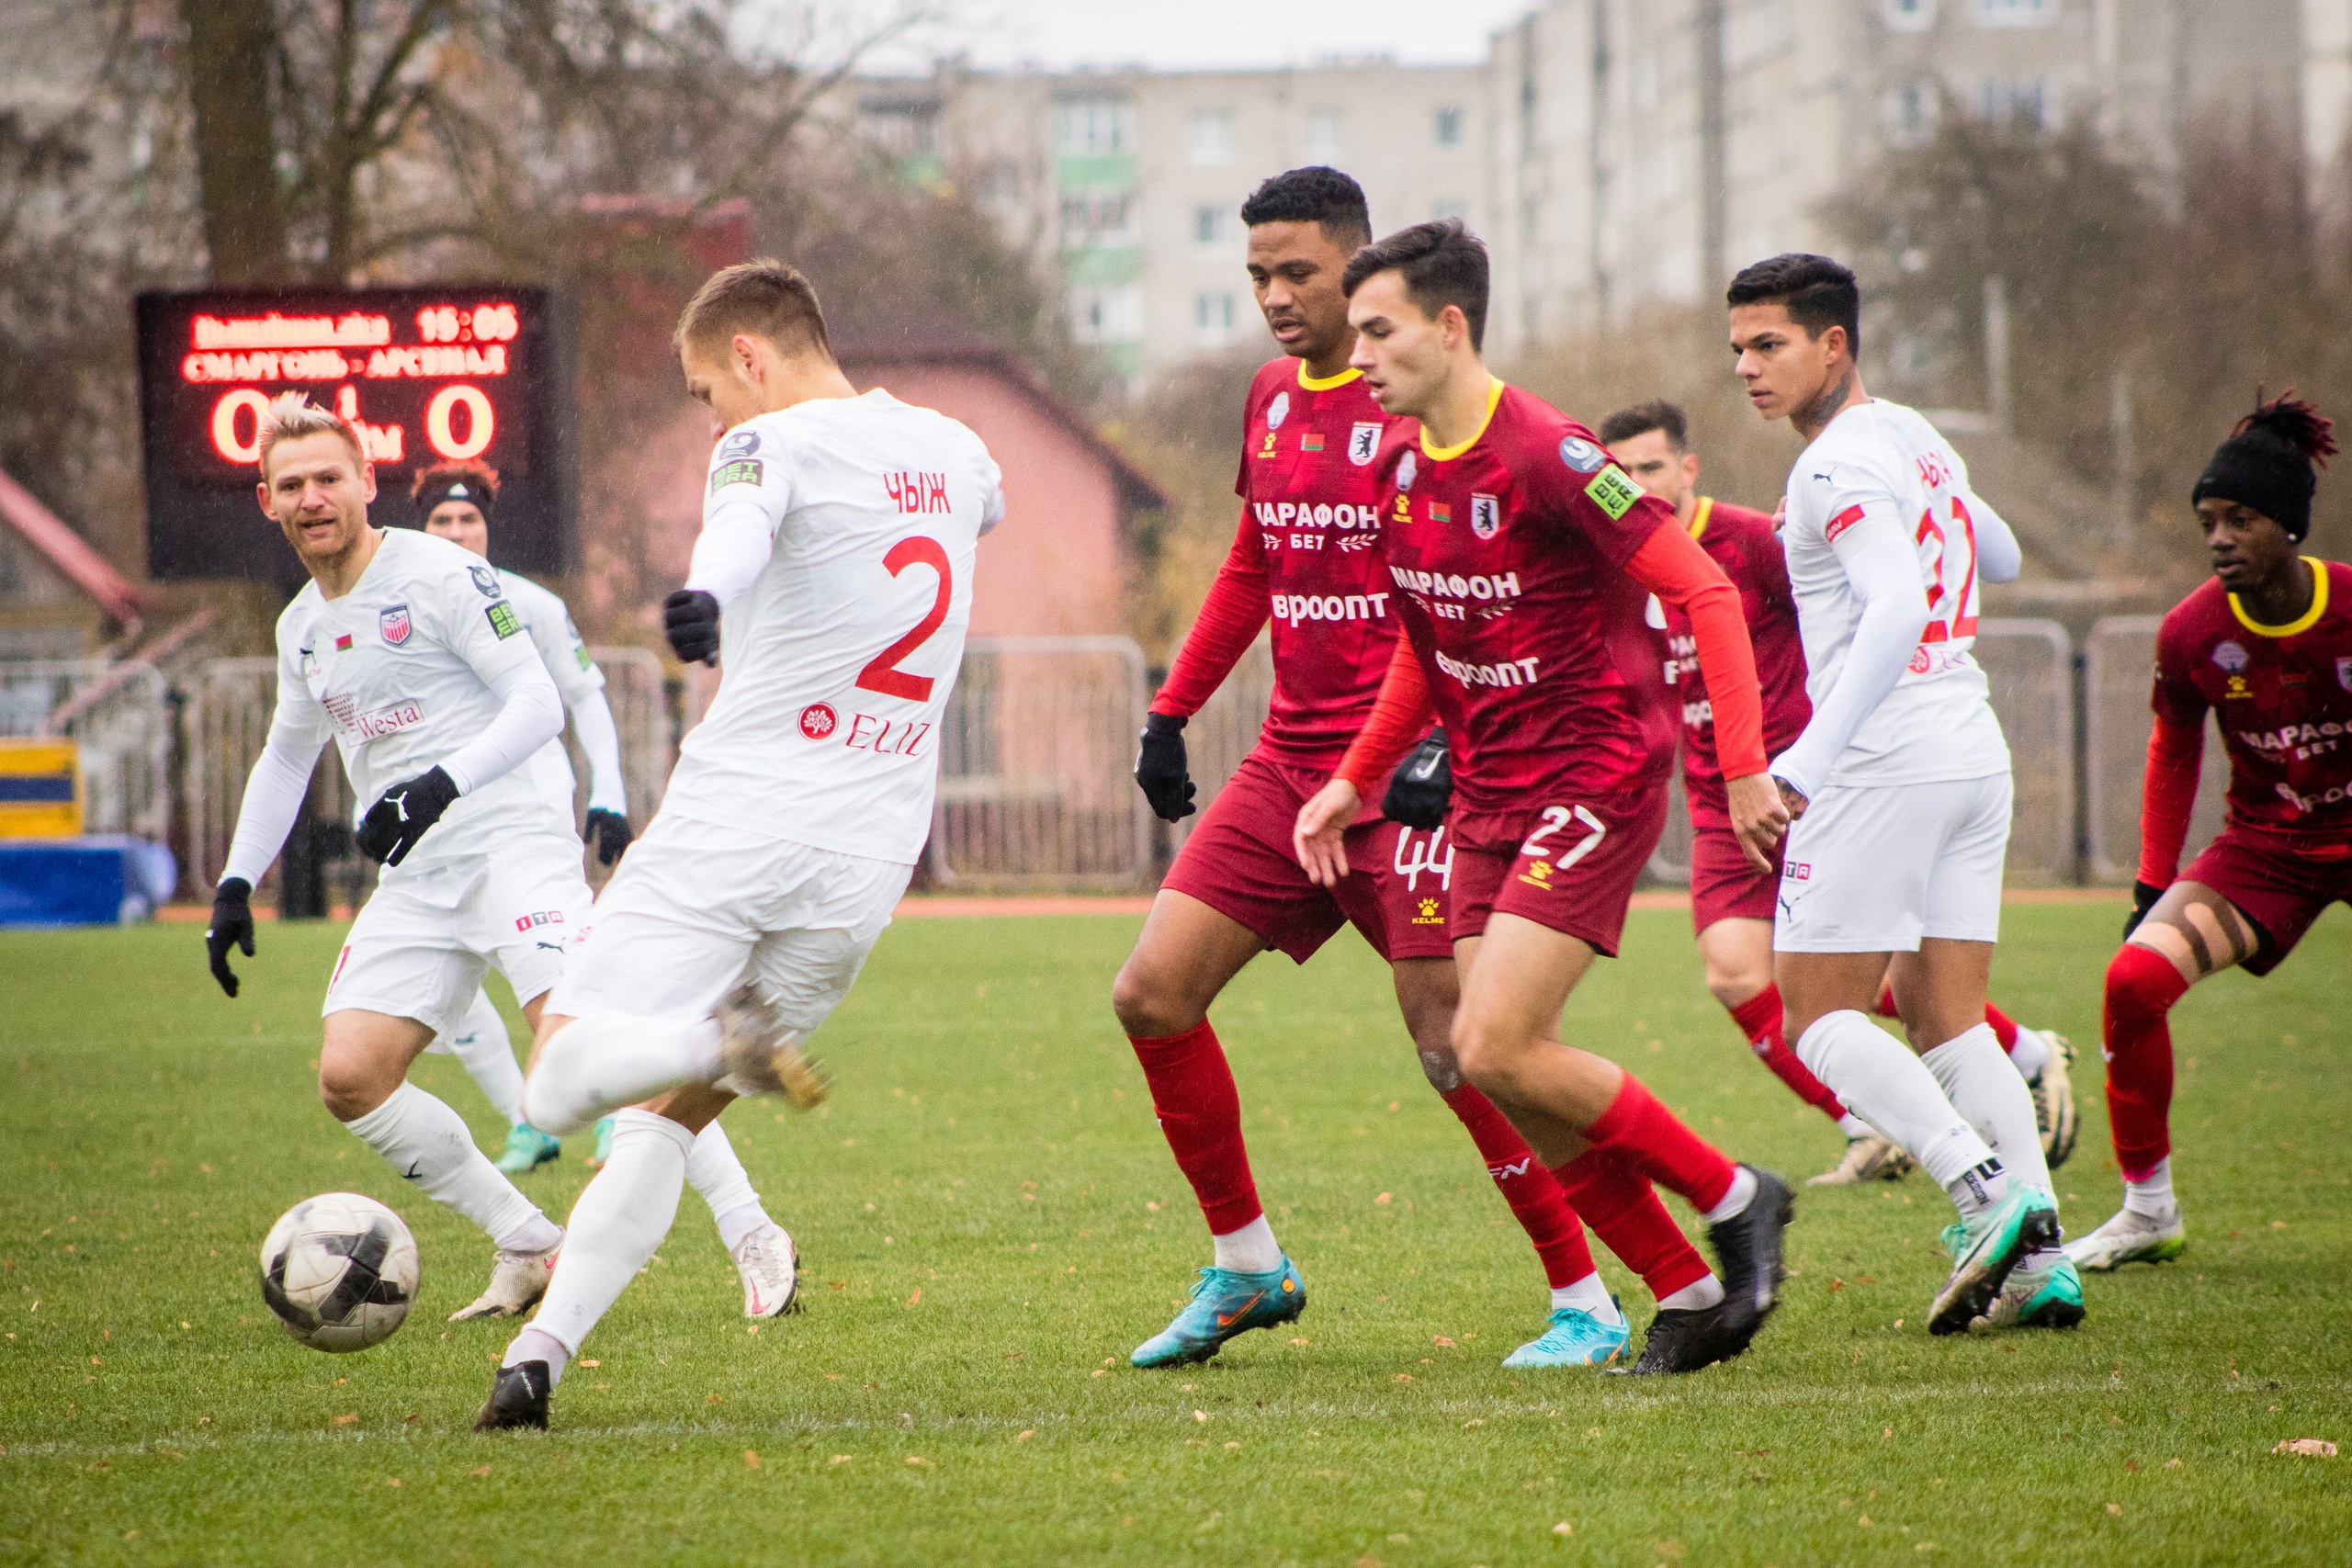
[
  {"xmin": 1371, "ymin": 381, "xmax": 1679, "ymax": 844},
  {"xmin": 1211, "ymin": 357, "xmax": 1399, "ymax": 766},
  {"xmin": 2152, "ymin": 558, "xmax": 2352, "ymax": 839},
  {"xmin": 1661, "ymin": 497, "xmax": 1813, "ymax": 822}
]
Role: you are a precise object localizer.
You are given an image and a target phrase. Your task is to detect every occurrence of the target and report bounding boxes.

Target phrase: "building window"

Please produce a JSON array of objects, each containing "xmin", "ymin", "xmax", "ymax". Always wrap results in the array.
[
  {"xmin": 1054, "ymin": 96, "xmax": 1136, "ymax": 157},
  {"xmin": 1072, "ymin": 284, "xmax": 1145, "ymax": 345},
  {"xmin": 1306, "ymin": 107, "xmax": 1343, "ymax": 164},
  {"xmin": 1884, "ymin": 79, "xmax": 1939, "ymax": 147},
  {"xmin": 1884, "ymin": 0, "xmax": 1935, "ymax": 30},
  {"xmin": 1193, "ymin": 205, "xmax": 1233, "ymax": 247},
  {"xmin": 975, "ymin": 160, "xmax": 1023, "ymax": 216},
  {"xmin": 856, "ymin": 98, "xmax": 939, "ymax": 158},
  {"xmin": 1194, "ymin": 292, "xmax": 1238, "ymax": 347},
  {"xmin": 1060, "ymin": 188, "xmax": 1139, "ymax": 251},
  {"xmin": 1978, "ymin": 75, "xmax": 2053, "ymax": 130},
  {"xmin": 1973, "ymin": 0, "xmax": 2054, "ymax": 26},
  {"xmin": 1432, "ymin": 107, "xmax": 1464, "ymax": 148},
  {"xmin": 1186, "ymin": 110, "xmax": 1236, "ymax": 167}
]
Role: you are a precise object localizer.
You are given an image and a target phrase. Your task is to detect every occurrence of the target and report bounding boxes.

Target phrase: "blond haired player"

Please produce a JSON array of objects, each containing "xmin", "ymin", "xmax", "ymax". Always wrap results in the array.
[
  {"xmin": 205, "ymin": 395, "xmax": 581, "ymax": 1322},
  {"xmin": 477, "ymin": 260, "xmax": 1002, "ymax": 1430}
]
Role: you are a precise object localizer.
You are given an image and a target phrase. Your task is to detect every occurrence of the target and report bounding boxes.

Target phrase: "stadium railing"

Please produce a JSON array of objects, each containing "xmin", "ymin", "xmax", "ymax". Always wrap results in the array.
[
  {"xmin": 2084, "ymin": 615, "xmax": 2228, "ymax": 885},
  {"xmin": 0, "ymin": 659, "xmax": 174, "ymax": 843}
]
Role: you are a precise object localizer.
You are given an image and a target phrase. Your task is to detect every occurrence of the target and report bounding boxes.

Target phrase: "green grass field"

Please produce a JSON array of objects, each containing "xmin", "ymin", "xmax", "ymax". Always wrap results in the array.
[{"xmin": 1, "ymin": 902, "xmax": 2346, "ymax": 1566}]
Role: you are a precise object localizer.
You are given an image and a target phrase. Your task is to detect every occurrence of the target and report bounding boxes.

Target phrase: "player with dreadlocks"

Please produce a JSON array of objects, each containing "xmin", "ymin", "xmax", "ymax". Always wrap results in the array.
[{"xmin": 2069, "ymin": 392, "xmax": 2352, "ymax": 1272}]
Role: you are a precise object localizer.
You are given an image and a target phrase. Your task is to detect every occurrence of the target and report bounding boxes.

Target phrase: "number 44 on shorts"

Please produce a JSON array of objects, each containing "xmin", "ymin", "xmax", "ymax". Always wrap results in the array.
[{"xmin": 1517, "ymin": 805, "xmax": 1606, "ymax": 891}]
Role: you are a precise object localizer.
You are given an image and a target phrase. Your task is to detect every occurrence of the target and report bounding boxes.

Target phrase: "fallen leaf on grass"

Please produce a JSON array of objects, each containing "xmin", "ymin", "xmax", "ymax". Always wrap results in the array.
[
  {"xmin": 1551, "ymin": 1520, "xmax": 1573, "ymax": 1536},
  {"xmin": 1393, "ymin": 1373, "xmax": 1415, "ymax": 1383},
  {"xmin": 1193, "ymin": 1409, "xmax": 1208, "ymax": 1423},
  {"xmin": 1015, "ymin": 1430, "xmax": 1033, "ymax": 1442},
  {"xmin": 707, "ymin": 1394, "xmax": 724, "ymax": 1406},
  {"xmin": 1432, "ymin": 1336, "xmax": 1455, "ymax": 1348},
  {"xmin": 471, "ymin": 1466, "xmax": 492, "ymax": 1477},
  {"xmin": 330, "ymin": 1414, "xmax": 357, "ymax": 1427},
  {"xmin": 2274, "ymin": 1438, "xmax": 2337, "ymax": 1457},
  {"xmin": 830, "ymin": 1455, "xmax": 852, "ymax": 1465},
  {"xmin": 578, "ymin": 1359, "xmax": 599, "ymax": 1369},
  {"xmin": 2106, "ymin": 1503, "xmax": 2122, "ymax": 1516},
  {"xmin": 1091, "ymin": 1369, "xmax": 1108, "ymax": 1378},
  {"xmin": 906, "ymin": 1288, "xmax": 922, "ymax": 1306},
  {"xmin": 2165, "ymin": 1457, "xmax": 2183, "ymax": 1470},
  {"xmin": 905, "ymin": 1455, "xmax": 933, "ymax": 1469}
]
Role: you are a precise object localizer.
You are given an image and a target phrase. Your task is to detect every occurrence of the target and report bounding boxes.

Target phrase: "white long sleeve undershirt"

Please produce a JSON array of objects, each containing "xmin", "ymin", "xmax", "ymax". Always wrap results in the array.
[
  {"xmin": 1769, "ymin": 531, "xmax": 1932, "ymax": 801},
  {"xmin": 220, "ymin": 733, "xmax": 325, "ymax": 889},
  {"xmin": 566, "ymin": 690, "xmax": 628, "ymax": 815},
  {"xmin": 439, "ymin": 656, "xmax": 564, "ymax": 796},
  {"xmin": 683, "ymin": 509, "xmax": 776, "ymax": 609}
]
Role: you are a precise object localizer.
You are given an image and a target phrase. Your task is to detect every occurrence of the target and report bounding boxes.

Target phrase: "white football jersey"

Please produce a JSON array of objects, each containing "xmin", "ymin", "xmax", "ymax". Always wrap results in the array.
[
  {"xmin": 495, "ymin": 568, "xmax": 604, "ymax": 814},
  {"xmin": 660, "ymin": 389, "xmax": 1004, "ymax": 863},
  {"xmin": 1780, "ymin": 400, "xmax": 2009, "ymax": 786},
  {"xmin": 267, "ymin": 529, "xmax": 576, "ymax": 870}
]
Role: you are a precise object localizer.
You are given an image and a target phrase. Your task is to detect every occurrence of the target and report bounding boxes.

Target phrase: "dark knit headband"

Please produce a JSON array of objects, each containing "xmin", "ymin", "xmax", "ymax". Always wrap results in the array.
[{"xmin": 414, "ymin": 475, "xmax": 493, "ymax": 523}]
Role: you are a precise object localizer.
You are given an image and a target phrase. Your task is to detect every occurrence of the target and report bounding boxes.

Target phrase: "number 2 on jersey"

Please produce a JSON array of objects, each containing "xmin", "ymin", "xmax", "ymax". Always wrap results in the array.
[
  {"xmin": 856, "ymin": 536, "xmax": 952, "ymax": 702},
  {"xmin": 1914, "ymin": 496, "xmax": 1979, "ymax": 645}
]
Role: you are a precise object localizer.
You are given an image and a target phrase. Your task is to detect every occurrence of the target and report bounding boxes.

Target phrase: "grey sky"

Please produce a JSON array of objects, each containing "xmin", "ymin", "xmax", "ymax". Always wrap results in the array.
[{"xmin": 823, "ymin": 1, "xmax": 1544, "ymax": 74}]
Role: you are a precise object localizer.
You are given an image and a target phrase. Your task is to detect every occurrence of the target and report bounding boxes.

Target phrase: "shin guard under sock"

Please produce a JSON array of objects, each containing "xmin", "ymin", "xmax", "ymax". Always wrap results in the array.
[
  {"xmin": 1129, "ymin": 1021, "xmax": 1262, "ymax": 1235},
  {"xmin": 528, "ymin": 1109, "xmax": 694, "ymax": 1356},
  {"xmin": 1580, "ymin": 1073, "xmax": 1737, "ymax": 1213},
  {"xmin": 1551, "ymin": 1149, "xmax": 1713, "ymax": 1303},
  {"xmin": 1729, "ymin": 984, "xmax": 1847, "ymax": 1122},
  {"xmin": 1439, "ymin": 1083, "xmax": 1596, "ymax": 1289},
  {"xmin": 2103, "ymin": 943, "xmax": 2190, "ymax": 1179}
]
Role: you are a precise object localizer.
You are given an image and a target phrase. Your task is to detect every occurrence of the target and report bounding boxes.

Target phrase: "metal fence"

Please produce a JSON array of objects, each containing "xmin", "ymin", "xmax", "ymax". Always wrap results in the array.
[
  {"xmin": 929, "ymin": 636, "xmax": 1154, "ymax": 890},
  {"xmin": 1977, "ymin": 619, "xmax": 2076, "ymax": 887},
  {"xmin": 0, "ymin": 660, "xmax": 175, "ymax": 841},
  {"xmin": 184, "ymin": 649, "xmax": 675, "ymax": 897},
  {"xmin": 2085, "ymin": 615, "xmax": 2229, "ymax": 885}
]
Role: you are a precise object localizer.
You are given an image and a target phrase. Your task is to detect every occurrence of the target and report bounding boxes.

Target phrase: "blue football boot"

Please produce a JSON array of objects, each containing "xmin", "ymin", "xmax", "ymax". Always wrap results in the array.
[
  {"xmin": 1501, "ymin": 1299, "xmax": 1631, "ymax": 1368},
  {"xmin": 1130, "ymin": 1258, "xmax": 1307, "ymax": 1368}
]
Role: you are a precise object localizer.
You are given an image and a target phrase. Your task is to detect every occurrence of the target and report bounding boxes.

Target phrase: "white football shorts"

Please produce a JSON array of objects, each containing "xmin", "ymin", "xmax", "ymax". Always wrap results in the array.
[
  {"xmin": 544, "ymin": 812, "xmax": 912, "ymax": 1039},
  {"xmin": 324, "ymin": 829, "xmax": 594, "ymax": 1034},
  {"xmin": 1772, "ymin": 772, "xmax": 2011, "ymax": 953}
]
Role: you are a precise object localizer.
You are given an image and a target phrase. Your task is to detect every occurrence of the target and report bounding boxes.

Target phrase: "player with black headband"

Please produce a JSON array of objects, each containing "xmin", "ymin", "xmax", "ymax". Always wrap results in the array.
[
  {"xmin": 410, "ymin": 461, "xmax": 801, "ymax": 1320},
  {"xmin": 2070, "ymin": 392, "xmax": 2352, "ymax": 1272}
]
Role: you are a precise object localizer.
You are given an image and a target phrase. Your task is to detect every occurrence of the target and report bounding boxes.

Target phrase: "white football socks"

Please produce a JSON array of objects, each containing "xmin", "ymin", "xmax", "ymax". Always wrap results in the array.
[
  {"xmin": 523, "ymin": 1108, "xmax": 694, "ymax": 1361},
  {"xmin": 1552, "ymin": 1272, "xmax": 1623, "ymax": 1325},
  {"xmin": 440, "ymin": 990, "xmax": 524, "ymax": 1127},
  {"xmin": 343, "ymin": 1083, "xmax": 554, "ymax": 1252},
  {"xmin": 2124, "ymin": 1156, "xmax": 2177, "ymax": 1220},
  {"xmin": 687, "ymin": 1121, "xmax": 773, "ymax": 1251},
  {"xmin": 1923, "ymin": 1022, "xmax": 2052, "ymax": 1201},
  {"xmin": 1794, "ymin": 1010, "xmax": 1996, "ymax": 1192},
  {"xmin": 1212, "ymin": 1215, "xmax": 1283, "ymax": 1274},
  {"xmin": 2005, "ymin": 1024, "xmax": 2052, "ymax": 1081},
  {"xmin": 1658, "ymin": 1273, "xmax": 1726, "ymax": 1312},
  {"xmin": 1702, "ymin": 1164, "xmax": 1758, "ymax": 1224},
  {"xmin": 520, "ymin": 1012, "xmax": 723, "ymax": 1135},
  {"xmin": 1836, "ymin": 1111, "xmax": 1876, "ymax": 1141}
]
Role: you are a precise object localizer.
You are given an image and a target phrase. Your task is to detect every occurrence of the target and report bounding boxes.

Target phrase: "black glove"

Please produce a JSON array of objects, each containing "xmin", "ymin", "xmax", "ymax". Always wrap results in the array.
[
  {"xmin": 2123, "ymin": 879, "xmax": 2165, "ymax": 940},
  {"xmin": 585, "ymin": 807, "xmax": 633, "ymax": 865},
  {"xmin": 1382, "ymin": 727, "xmax": 1452, "ymax": 830},
  {"xmin": 664, "ymin": 589, "xmax": 720, "ymax": 666},
  {"xmin": 1134, "ymin": 710, "xmax": 1195, "ymax": 821},
  {"xmin": 206, "ymin": 876, "xmax": 254, "ymax": 998},
  {"xmin": 355, "ymin": 766, "xmax": 461, "ymax": 866}
]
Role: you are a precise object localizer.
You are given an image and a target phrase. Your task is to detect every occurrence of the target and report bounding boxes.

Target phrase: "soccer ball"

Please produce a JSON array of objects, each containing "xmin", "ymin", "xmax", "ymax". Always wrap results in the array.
[{"xmin": 257, "ymin": 1193, "xmax": 419, "ymax": 1353}]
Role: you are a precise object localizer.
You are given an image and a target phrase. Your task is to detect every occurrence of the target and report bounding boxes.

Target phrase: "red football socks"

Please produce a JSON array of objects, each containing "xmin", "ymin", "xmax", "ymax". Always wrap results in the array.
[
  {"xmin": 2103, "ymin": 943, "xmax": 2190, "ymax": 1180},
  {"xmin": 1730, "ymin": 984, "xmax": 1847, "ymax": 1122},
  {"xmin": 1581, "ymin": 1073, "xmax": 1738, "ymax": 1213},
  {"xmin": 1872, "ymin": 981, "xmax": 2025, "ymax": 1058},
  {"xmin": 1128, "ymin": 1021, "xmax": 1261, "ymax": 1234},
  {"xmin": 1439, "ymin": 1084, "xmax": 1596, "ymax": 1289},
  {"xmin": 1551, "ymin": 1149, "xmax": 1713, "ymax": 1303}
]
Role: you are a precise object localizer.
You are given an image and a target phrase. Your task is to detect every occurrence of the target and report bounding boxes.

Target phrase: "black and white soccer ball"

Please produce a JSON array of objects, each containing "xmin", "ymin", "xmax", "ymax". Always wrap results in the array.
[{"xmin": 257, "ymin": 1193, "xmax": 419, "ymax": 1352}]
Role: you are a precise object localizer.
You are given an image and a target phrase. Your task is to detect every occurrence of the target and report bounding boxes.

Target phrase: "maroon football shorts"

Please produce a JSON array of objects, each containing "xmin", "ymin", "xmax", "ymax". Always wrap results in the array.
[
  {"xmin": 2178, "ymin": 824, "xmax": 2352, "ymax": 976},
  {"xmin": 1446, "ymin": 784, "xmax": 1669, "ymax": 957},
  {"xmin": 1688, "ymin": 811, "xmax": 1780, "ymax": 933},
  {"xmin": 1159, "ymin": 751, "xmax": 1457, "ymax": 964}
]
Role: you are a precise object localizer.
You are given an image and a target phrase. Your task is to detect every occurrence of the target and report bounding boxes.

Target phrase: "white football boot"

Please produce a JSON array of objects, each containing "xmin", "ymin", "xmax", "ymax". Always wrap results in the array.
[
  {"xmin": 2018, "ymin": 1029, "xmax": 2079, "ymax": 1169},
  {"xmin": 1807, "ymin": 1134, "xmax": 1917, "ymax": 1186},
  {"xmin": 2063, "ymin": 1206, "xmax": 2188, "ymax": 1271},
  {"xmin": 731, "ymin": 1223, "xmax": 800, "ymax": 1319},
  {"xmin": 449, "ymin": 1233, "xmax": 562, "ymax": 1320}
]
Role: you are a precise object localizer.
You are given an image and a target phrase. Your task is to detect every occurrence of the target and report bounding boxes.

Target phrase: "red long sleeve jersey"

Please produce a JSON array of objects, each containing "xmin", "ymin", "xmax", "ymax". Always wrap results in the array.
[
  {"xmin": 1663, "ymin": 497, "xmax": 1813, "ymax": 824},
  {"xmin": 1148, "ymin": 359, "xmax": 1398, "ymax": 769},
  {"xmin": 2151, "ymin": 558, "xmax": 2352, "ymax": 840},
  {"xmin": 1370, "ymin": 382, "xmax": 1679, "ymax": 839}
]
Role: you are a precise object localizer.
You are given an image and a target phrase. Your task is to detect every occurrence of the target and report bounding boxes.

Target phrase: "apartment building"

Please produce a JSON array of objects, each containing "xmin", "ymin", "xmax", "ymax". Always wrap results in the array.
[
  {"xmin": 853, "ymin": 60, "xmax": 1487, "ymax": 387},
  {"xmin": 1482, "ymin": 0, "xmax": 2308, "ymax": 354}
]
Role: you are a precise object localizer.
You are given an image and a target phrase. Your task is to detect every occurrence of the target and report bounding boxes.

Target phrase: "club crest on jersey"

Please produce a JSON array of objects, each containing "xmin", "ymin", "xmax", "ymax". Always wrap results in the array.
[
  {"xmin": 1349, "ymin": 423, "xmax": 1382, "ymax": 465},
  {"xmin": 1558, "ymin": 435, "xmax": 1607, "ymax": 474},
  {"xmin": 1266, "ymin": 391, "xmax": 1290, "ymax": 431},
  {"xmin": 2212, "ymin": 640, "xmax": 2250, "ymax": 672},
  {"xmin": 468, "ymin": 563, "xmax": 500, "ymax": 599},
  {"xmin": 1396, "ymin": 449, "xmax": 1417, "ymax": 491},
  {"xmin": 378, "ymin": 604, "xmax": 412, "ymax": 646},
  {"xmin": 1470, "ymin": 493, "xmax": 1501, "ymax": 540},
  {"xmin": 798, "ymin": 703, "xmax": 838, "ymax": 740},
  {"xmin": 719, "ymin": 427, "xmax": 760, "ymax": 458}
]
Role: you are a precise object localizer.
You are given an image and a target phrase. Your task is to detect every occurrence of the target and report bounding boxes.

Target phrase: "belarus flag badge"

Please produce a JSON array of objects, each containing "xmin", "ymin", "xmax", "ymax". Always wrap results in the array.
[{"xmin": 379, "ymin": 604, "xmax": 413, "ymax": 646}]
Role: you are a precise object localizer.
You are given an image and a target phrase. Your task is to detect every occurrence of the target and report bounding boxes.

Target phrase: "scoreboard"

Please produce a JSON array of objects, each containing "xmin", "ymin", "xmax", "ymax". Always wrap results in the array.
[{"xmin": 135, "ymin": 286, "xmax": 574, "ymax": 582}]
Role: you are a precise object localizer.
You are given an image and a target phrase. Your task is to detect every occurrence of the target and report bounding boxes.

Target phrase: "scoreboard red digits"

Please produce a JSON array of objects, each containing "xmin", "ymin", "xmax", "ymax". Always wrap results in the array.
[{"xmin": 136, "ymin": 286, "xmax": 574, "ymax": 583}]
